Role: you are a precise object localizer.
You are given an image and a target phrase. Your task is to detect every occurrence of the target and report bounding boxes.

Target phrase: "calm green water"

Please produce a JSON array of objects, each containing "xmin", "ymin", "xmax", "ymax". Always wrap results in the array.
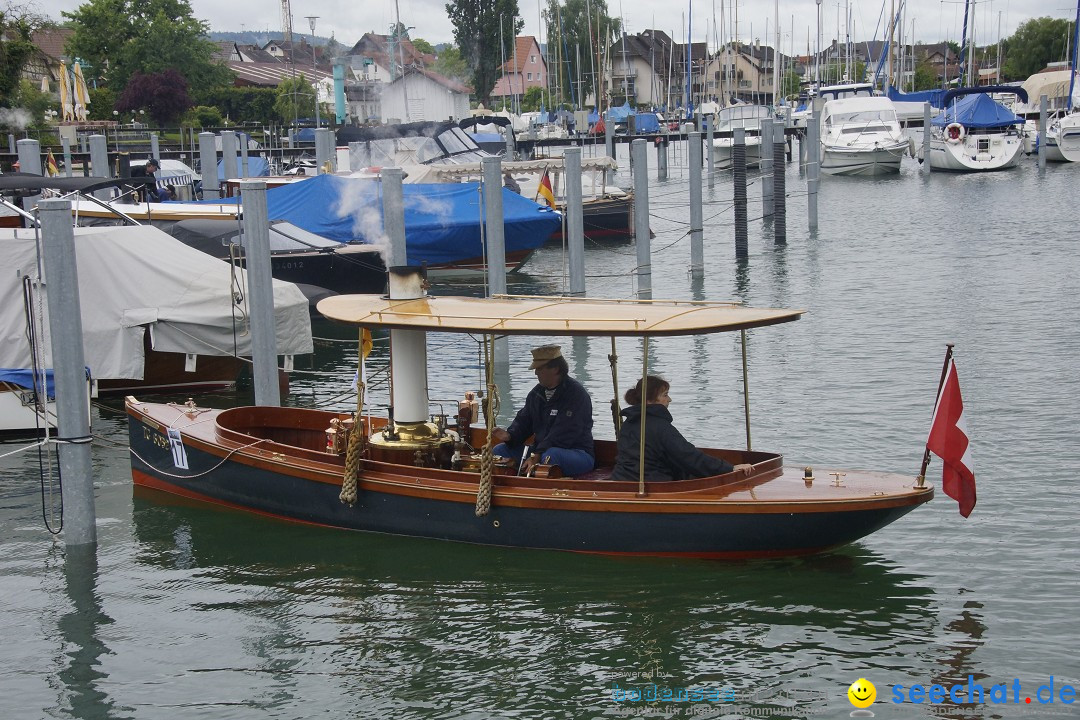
[{"xmin": 2, "ymin": 151, "xmax": 1077, "ymax": 719}]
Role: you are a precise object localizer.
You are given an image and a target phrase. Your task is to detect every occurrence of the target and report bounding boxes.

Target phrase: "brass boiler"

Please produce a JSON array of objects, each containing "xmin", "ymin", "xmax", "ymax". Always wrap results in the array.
[{"xmin": 368, "ymin": 419, "xmax": 455, "ymax": 468}]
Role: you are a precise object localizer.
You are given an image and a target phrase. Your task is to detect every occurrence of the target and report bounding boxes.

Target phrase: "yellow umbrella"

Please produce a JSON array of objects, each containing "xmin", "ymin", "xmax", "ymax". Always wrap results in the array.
[
  {"xmin": 72, "ymin": 62, "xmax": 90, "ymax": 122},
  {"xmin": 58, "ymin": 62, "xmax": 74, "ymax": 122}
]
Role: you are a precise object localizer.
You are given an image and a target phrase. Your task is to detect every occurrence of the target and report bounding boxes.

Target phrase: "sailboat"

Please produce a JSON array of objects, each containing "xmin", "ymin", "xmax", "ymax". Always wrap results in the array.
[
  {"xmin": 1045, "ymin": 0, "xmax": 1080, "ymax": 162},
  {"xmin": 926, "ymin": 87, "xmax": 1028, "ymax": 172}
]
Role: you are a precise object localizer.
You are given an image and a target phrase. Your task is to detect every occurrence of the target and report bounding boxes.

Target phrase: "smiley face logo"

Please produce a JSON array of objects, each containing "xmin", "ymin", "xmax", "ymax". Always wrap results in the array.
[{"xmin": 847, "ymin": 678, "xmax": 876, "ymax": 708}]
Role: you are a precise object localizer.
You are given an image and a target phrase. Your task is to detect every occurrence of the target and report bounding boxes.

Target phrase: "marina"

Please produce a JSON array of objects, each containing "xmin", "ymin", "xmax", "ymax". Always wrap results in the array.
[{"xmin": 1, "ymin": 143, "xmax": 1077, "ymax": 717}]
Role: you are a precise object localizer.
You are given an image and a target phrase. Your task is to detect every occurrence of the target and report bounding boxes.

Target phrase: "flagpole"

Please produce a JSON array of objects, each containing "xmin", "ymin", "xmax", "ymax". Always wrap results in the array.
[{"xmin": 917, "ymin": 343, "xmax": 955, "ymax": 487}]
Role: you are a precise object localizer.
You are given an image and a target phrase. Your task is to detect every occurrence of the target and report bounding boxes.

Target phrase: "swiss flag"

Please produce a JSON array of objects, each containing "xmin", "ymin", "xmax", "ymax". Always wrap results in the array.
[{"xmin": 926, "ymin": 358, "xmax": 976, "ymax": 517}]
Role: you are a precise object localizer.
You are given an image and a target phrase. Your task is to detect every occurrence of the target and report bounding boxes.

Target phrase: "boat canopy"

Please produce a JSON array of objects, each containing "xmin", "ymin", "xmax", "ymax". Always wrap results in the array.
[
  {"xmin": 201, "ymin": 174, "xmax": 560, "ymax": 265},
  {"xmin": 887, "ymin": 87, "xmax": 946, "ymax": 108},
  {"xmin": 0, "ymin": 225, "xmax": 312, "ymax": 380},
  {"xmin": 0, "ymin": 368, "xmax": 56, "ymax": 396},
  {"xmin": 217, "ymin": 156, "xmax": 270, "ymax": 181},
  {"xmin": 317, "ymin": 294, "xmax": 804, "ymax": 337},
  {"xmin": 0, "ymin": 172, "xmax": 153, "ymax": 194},
  {"xmin": 1018, "ymin": 70, "xmax": 1079, "ymax": 111},
  {"xmin": 932, "ymin": 92, "xmax": 1026, "ymax": 128}
]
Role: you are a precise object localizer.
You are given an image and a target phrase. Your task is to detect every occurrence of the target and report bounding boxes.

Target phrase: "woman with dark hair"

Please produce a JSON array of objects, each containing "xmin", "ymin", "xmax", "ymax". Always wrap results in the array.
[{"xmin": 611, "ymin": 375, "xmax": 752, "ymax": 482}]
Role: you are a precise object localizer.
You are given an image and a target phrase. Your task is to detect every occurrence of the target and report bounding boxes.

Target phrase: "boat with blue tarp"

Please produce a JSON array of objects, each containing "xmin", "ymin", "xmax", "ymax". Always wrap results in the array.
[{"xmin": 925, "ymin": 87, "xmax": 1028, "ymax": 171}]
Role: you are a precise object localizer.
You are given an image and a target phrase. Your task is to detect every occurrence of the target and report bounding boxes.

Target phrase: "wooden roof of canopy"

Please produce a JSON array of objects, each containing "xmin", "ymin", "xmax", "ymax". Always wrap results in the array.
[{"xmin": 317, "ymin": 294, "xmax": 804, "ymax": 336}]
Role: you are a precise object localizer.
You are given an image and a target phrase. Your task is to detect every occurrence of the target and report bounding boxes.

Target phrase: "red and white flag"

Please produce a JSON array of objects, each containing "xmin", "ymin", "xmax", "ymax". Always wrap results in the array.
[{"xmin": 926, "ymin": 357, "xmax": 976, "ymax": 517}]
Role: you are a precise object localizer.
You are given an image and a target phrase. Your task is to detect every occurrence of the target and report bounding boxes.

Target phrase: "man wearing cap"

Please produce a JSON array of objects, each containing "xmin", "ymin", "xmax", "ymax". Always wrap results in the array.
[
  {"xmin": 130, "ymin": 158, "xmax": 163, "ymax": 201},
  {"xmin": 492, "ymin": 344, "xmax": 594, "ymax": 477}
]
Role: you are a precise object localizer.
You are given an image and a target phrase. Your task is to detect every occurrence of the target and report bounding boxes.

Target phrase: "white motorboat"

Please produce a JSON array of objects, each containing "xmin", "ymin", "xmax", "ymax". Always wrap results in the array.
[
  {"xmin": 1045, "ymin": 0, "xmax": 1080, "ymax": 163},
  {"xmin": 791, "ymin": 83, "xmax": 877, "ymax": 129},
  {"xmin": 711, "ymin": 105, "xmax": 774, "ymax": 168},
  {"xmin": 925, "ymin": 87, "xmax": 1028, "ymax": 172},
  {"xmin": 819, "ymin": 96, "xmax": 910, "ymax": 175},
  {"xmin": 1045, "ymin": 113, "xmax": 1080, "ymax": 162}
]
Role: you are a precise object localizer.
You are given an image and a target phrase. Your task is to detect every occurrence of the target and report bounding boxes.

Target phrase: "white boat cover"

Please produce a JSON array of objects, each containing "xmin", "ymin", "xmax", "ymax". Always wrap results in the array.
[{"xmin": 0, "ymin": 225, "xmax": 312, "ymax": 380}]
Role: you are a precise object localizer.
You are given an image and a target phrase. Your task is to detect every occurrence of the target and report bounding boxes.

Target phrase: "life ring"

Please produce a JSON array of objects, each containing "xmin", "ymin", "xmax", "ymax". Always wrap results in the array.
[{"xmin": 945, "ymin": 122, "xmax": 966, "ymax": 143}]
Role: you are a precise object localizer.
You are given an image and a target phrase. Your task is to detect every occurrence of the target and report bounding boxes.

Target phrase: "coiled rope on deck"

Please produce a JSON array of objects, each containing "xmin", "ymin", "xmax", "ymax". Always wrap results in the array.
[
  {"xmin": 474, "ymin": 336, "xmax": 499, "ymax": 517},
  {"xmin": 340, "ymin": 379, "xmax": 366, "ymax": 506}
]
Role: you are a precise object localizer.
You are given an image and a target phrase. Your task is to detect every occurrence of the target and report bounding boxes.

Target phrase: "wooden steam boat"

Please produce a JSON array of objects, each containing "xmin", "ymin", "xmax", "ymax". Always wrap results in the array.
[{"xmin": 127, "ymin": 286, "xmax": 933, "ymax": 558}]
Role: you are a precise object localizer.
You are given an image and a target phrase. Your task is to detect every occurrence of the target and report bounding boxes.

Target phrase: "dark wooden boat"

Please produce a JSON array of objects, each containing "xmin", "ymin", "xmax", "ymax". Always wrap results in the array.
[{"xmin": 127, "ymin": 293, "xmax": 934, "ymax": 558}]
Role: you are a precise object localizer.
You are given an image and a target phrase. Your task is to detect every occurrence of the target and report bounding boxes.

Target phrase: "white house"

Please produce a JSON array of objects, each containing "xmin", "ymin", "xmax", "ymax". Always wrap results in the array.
[{"xmin": 380, "ymin": 67, "xmax": 472, "ymax": 123}]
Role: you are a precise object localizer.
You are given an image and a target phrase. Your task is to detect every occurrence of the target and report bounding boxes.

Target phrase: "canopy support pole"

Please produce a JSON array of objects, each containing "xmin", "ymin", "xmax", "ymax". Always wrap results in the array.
[
  {"xmin": 609, "ymin": 336, "xmax": 621, "ymax": 435},
  {"xmin": 637, "ymin": 336, "xmax": 650, "ymax": 497},
  {"xmin": 741, "ymin": 329, "xmax": 752, "ymax": 451}
]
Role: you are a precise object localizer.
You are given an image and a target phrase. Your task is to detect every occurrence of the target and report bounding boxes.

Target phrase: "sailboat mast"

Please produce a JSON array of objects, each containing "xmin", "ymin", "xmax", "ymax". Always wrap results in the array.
[
  {"xmin": 887, "ymin": 0, "xmax": 893, "ymax": 92},
  {"xmin": 967, "ymin": 0, "xmax": 975, "ymax": 87},
  {"xmin": 1070, "ymin": 0, "xmax": 1080, "ymax": 112},
  {"xmin": 686, "ymin": 1, "xmax": 693, "ymax": 117},
  {"xmin": 958, "ymin": 0, "xmax": 970, "ymax": 85},
  {"xmin": 774, "ymin": 0, "xmax": 780, "ymax": 104},
  {"xmin": 815, "ymin": 0, "xmax": 822, "ymax": 87}
]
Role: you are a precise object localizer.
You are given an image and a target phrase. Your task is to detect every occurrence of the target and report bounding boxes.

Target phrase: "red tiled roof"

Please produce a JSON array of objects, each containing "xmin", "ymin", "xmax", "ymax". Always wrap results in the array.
[{"xmin": 32, "ymin": 27, "xmax": 74, "ymax": 62}]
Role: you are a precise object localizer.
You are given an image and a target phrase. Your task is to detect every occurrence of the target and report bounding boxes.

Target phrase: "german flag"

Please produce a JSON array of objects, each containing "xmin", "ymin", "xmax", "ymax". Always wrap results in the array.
[{"xmin": 536, "ymin": 169, "xmax": 556, "ymax": 208}]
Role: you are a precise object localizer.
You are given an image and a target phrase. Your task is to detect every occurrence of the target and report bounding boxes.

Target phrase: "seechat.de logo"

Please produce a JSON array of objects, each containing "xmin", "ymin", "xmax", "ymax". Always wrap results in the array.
[{"xmin": 847, "ymin": 678, "xmax": 876, "ymax": 716}]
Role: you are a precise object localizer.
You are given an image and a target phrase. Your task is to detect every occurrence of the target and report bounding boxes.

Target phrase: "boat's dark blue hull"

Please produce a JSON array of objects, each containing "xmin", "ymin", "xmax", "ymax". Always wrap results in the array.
[{"xmin": 129, "ymin": 412, "xmax": 926, "ymax": 558}]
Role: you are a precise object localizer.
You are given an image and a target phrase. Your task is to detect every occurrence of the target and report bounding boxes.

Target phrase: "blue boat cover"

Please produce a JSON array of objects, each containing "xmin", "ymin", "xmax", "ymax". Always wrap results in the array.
[
  {"xmin": 0, "ymin": 368, "xmax": 55, "ymax": 397},
  {"xmin": 588, "ymin": 109, "xmax": 600, "ymax": 124},
  {"xmin": 217, "ymin": 157, "xmax": 270, "ymax": 181},
  {"xmin": 468, "ymin": 132, "xmax": 504, "ymax": 145},
  {"xmin": 931, "ymin": 93, "xmax": 1025, "ymax": 129},
  {"xmin": 888, "ymin": 87, "xmax": 946, "ymax": 108},
  {"xmin": 606, "ymin": 103, "xmax": 634, "ymax": 121},
  {"xmin": 207, "ymin": 174, "xmax": 561, "ymax": 266},
  {"xmin": 633, "ymin": 113, "xmax": 660, "ymax": 133}
]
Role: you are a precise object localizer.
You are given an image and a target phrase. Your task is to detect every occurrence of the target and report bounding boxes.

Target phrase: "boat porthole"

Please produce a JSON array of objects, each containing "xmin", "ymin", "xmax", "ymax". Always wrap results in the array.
[{"xmin": 493, "ymin": 520, "xmax": 500, "ymax": 528}]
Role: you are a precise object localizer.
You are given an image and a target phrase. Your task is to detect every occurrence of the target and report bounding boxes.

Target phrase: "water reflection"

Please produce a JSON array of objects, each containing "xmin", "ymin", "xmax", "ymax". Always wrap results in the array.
[
  {"xmin": 58, "ymin": 544, "xmax": 119, "ymax": 720},
  {"xmin": 130, "ymin": 492, "xmax": 938, "ymax": 716}
]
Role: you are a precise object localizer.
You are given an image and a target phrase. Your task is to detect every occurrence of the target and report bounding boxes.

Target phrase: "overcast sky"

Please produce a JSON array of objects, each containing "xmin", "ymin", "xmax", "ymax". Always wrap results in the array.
[{"xmin": 46, "ymin": 0, "xmax": 1070, "ymax": 51}]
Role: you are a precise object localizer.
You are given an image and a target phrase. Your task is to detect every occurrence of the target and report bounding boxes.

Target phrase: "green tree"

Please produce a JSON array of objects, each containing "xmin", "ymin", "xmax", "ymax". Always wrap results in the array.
[
  {"xmin": 544, "ymin": 0, "xmax": 620, "ymax": 108},
  {"xmin": 184, "ymin": 105, "xmax": 223, "ymax": 127},
  {"xmin": 0, "ymin": 8, "xmax": 49, "ymax": 107},
  {"xmin": 1002, "ymin": 17, "xmax": 1070, "ymax": 81},
  {"xmin": 434, "ymin": 45, "xmax": 470, "ymax": 85},
  {"xmin": 86, "ymin": 86, "xmax": 117, "ymax": 120},
  {"xmin": 63, "ymin": 0, "xmax": 233, "ymax": 94},
  {"xmin": 446, "ymin": 0, "xmax": 523, "ymax": 104},
  {"xmin": 780, "ymin": 70, "xmax": 801, "ymax": 101},
  {"xmin": 10, "ymin": 79, "xmax": 52, "ymax": 129},
  {"xmin": 323, "ymin": 36, "xmax": 344, "ymax": 64},
  {"xmin": 195, "ymin": 86, "xmax": 279, "ymax": 124},
  {"xmin": 912, "ymin": 60, "xmax": 939, "ymax": 91},
  {"xmin": 412, "ymin": 38, "xmax": 434, "ymax": 55},
  {"xmin": 520, "ymin": 85, "xmax": 544, "ymax": 111},
  {"xmin": 274, "ymin": 74, "xmax": 316, "ymax": 123}
]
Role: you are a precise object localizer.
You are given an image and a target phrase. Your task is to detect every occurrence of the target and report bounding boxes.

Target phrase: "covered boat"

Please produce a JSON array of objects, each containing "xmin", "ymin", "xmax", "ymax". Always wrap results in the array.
[
  {"xmin": 0, "ymin": 225, "xmax": 312, "ymax": 404},
  {"xmin": 926, "ymin": 87, "xmax": 1028, "ymax": 171},
  {"xmin": 127, "ymin": 282, "xmax": 934, "ymax": 558},
  {"xmin": 339, "ymin": 120, "xmax": 634, "ymax": 240},
  {"xmin": 71, "ymin": 174, "xmax": 560, "ymax": 281}
]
